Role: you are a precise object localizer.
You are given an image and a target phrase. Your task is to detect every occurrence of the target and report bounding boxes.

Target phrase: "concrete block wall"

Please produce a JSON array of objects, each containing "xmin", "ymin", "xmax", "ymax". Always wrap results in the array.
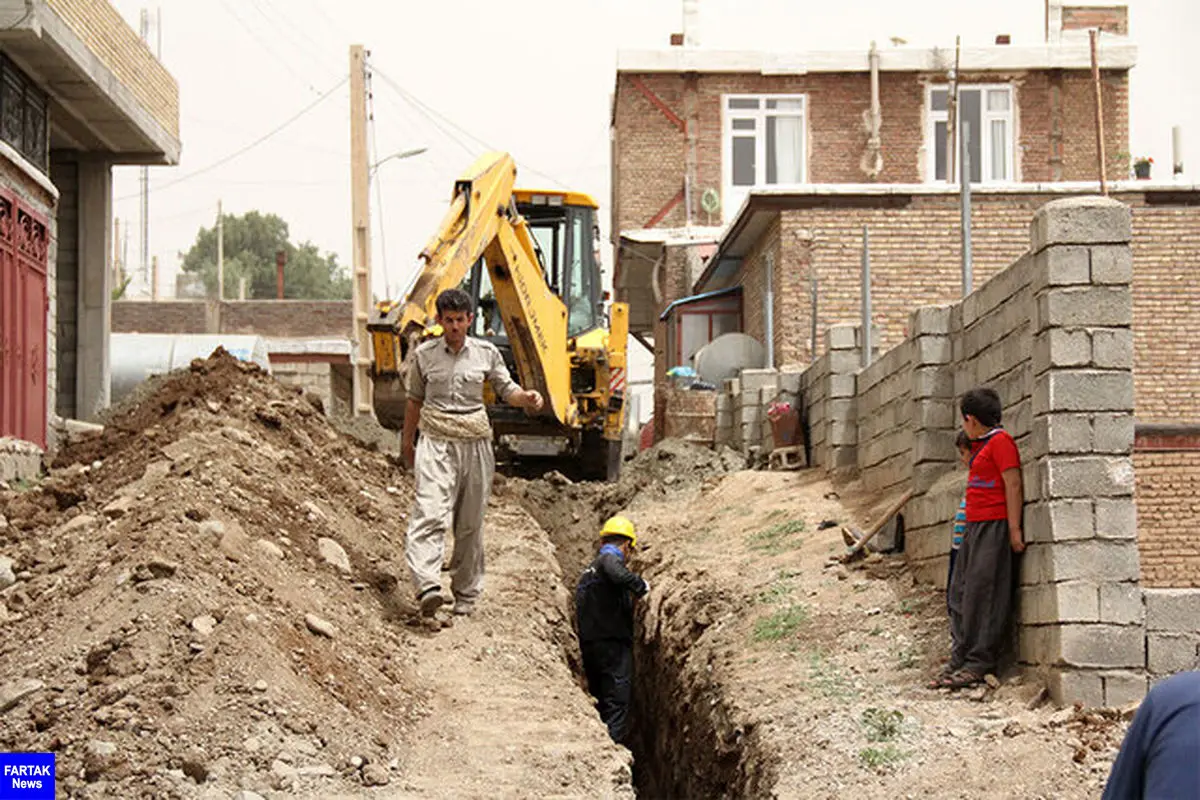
[
  {"xmin": 800, "ymin": 197, "xmax": 1147, "ymax": 706},
  {"xmin": 1145, "ymin": 590, "xmax": 1200, "ymax": 678},
  {"xmin": 798, "ymin": 354, "xmax": 829, "ymax": 468},
  {"xmin": 270, "ymin": 361, "xmax": 334, "ymax": 417}
]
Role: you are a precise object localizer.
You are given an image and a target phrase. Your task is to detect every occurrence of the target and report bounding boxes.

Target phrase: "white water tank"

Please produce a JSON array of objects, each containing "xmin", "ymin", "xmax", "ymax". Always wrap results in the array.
[
  {"xmin": 110, "ymin": 333, "xmax": 272, "ymax": 405},
  {"xmin": 694, "ymin": 333, "xmax": 766, "ymax": 386}
]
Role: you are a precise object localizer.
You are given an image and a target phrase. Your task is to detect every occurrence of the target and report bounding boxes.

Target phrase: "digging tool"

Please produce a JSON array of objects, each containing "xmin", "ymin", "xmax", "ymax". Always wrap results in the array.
[{"xmin": 841, "ymin": 490, "xmax": 914, "ymax": 563}]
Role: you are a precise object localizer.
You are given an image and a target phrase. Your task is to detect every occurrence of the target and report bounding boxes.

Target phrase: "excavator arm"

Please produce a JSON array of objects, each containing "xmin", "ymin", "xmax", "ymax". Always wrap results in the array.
[{"xmin": 368, "ymin": 152, "xmax": 574, "ymax": 427}]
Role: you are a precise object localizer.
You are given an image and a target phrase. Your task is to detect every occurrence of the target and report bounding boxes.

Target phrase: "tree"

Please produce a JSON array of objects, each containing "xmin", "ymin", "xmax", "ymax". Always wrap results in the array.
[{"xmin": 180, "ymin": 210, "xmax": 351, "ymax": 300}]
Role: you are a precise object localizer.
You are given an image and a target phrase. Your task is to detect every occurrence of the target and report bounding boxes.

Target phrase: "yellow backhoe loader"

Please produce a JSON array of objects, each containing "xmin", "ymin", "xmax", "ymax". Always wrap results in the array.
[{"xmin": 368, "ymin": 152, "xmax": 628, "ymax": 481}]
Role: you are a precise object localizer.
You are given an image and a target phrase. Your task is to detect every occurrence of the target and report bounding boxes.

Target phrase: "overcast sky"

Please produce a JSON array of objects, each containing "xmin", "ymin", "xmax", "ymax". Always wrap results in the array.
[{"xmin": 107, "ymin": 0, "xmax": 1199, "ymax": 304}]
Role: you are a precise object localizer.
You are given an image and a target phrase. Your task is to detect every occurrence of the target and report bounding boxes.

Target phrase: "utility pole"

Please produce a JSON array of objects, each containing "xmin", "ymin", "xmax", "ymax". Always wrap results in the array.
[
  {"xmin": 216, "ymin": 199, "xmax": 224, "ymax": 300},
  {"xmin": 349, "ymin": 44, "xmax": 373, "ymax": 417},
  {"xmin": 139, "ymin": 9, "xmax": 150, "ymax": 292}
]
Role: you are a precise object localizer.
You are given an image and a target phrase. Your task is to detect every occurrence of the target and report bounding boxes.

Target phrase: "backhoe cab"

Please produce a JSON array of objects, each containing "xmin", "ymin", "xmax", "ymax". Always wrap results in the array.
[{"xmin": 367, "ymin": 153, "xmax": 627, "ymax": 481}]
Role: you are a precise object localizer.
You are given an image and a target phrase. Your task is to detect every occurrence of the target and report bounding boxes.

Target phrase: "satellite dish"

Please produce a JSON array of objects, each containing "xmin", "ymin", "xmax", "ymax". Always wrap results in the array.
[
  {"xmin": 694, "ymin": 333, "xmax": 766, "ymax": 385},
  {"xmin": 700, "ymin": 188, "xmax": 721, "ymax": 214}
]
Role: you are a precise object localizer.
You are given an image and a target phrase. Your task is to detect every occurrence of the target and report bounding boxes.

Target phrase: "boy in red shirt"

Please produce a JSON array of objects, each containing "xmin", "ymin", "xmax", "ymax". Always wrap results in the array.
[{"xmin": 934, "ymin": 387, "xmax": 1024, "ymax": 690}]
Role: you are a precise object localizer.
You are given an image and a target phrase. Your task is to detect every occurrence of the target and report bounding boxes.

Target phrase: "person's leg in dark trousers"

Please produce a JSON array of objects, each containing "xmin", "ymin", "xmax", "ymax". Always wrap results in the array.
[
  {"xmin": 959, "ymin": 519, "xmax": 1016, "ymax": 675},
  {"xmin": 946, "ymin": 548, "xmax": 958, "ymax": 614},
  {"xmin": 580, "ymin": 639, "xmax": 634, "ymax": 744},
  {"xmin": 946, "ymin": 547, "xmax": 961, "ymax": 656},
  {"xmin": 947, "ymin": 539, "xmax": 969, "ymax": 671}
]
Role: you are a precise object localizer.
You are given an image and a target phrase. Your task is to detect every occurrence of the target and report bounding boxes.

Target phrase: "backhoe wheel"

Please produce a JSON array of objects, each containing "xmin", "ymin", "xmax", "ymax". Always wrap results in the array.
[{"xmin": 580, "ymin": 430, "xmax": 622, "ymax": 483}]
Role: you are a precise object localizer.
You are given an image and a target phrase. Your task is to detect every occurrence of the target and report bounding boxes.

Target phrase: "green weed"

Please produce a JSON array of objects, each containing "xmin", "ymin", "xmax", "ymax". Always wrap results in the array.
[
  {"xmin": 805, "ymin": 649, "xmax": 858, "ymax": 700},
  {"xmin": 752, "ymin": 604, "xmax": 809, "ymax": 642},
  {"xmin": 747, "ymin": 519, "xmax": 807, "ymax": 555},
  {"xmin": 860, "ymin": 708, "xmax": 905, "ymax": 742},
  {"xmin": 868, "ymin": 625, "xmax": 883, "ymax": 637},
  {"xmin": 756, "ymin": 581, "xmax": 793, "ymax": 605},
  {"xmin": 859, "ymin": 745, "xmax": 907, "ymax": 770},
  {"xmin": 895, "ymin": 645, "xmax": 919, "ymax": 670}
]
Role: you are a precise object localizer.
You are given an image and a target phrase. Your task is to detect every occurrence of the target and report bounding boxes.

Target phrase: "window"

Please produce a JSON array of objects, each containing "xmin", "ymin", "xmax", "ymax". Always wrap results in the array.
[
  {"xmin": 927, "ymin": 84, "xmax": 1013, "ymax": 183},
  {"xmin": 564, "ymin": 210, "xmax": 597, "ymax": 335},
  {"xmin": 665, "ymin": 291, "xmax": 744, "ymax": 369},
  {"xmin": 723, "ymin": 95, "xmax": 806, "ymax": 216},
  {"xmin": 0, "ymin": 56, "xmax": 47, "ymax": 173}
]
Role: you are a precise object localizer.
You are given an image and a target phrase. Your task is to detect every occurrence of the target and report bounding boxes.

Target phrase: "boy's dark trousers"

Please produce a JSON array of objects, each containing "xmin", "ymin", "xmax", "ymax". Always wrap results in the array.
[
  {"xmin": 581, "ymin": 639, "xmax": 633, "ymax": 744},
  {"xmin": 948, "ymin": 519, "xmax": 1016, "ymax": 674}
]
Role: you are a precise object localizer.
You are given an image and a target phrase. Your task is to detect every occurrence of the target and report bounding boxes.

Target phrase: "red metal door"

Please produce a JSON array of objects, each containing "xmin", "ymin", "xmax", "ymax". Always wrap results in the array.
[{"xmin": 0, "ymin": 190, "xmax": 48, "ymax": 448}]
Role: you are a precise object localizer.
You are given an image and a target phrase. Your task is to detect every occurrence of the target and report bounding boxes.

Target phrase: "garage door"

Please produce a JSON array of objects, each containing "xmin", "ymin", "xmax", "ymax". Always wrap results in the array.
[{"xmin": 0, "ymin": 189, "xmax": 49, "ymax": 448}]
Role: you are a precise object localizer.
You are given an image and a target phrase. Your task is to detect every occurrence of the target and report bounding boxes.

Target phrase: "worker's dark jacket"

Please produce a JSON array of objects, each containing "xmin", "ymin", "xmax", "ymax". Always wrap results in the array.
[{"xmin": 575, "ymin": 544, "xmax": 648, "ymax": 643}]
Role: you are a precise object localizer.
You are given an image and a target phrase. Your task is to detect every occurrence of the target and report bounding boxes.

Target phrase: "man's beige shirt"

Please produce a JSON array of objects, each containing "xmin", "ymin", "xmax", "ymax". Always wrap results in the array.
[{"xmin": 408, "ymin": 336, "xmax": 519, "ymax": 413}]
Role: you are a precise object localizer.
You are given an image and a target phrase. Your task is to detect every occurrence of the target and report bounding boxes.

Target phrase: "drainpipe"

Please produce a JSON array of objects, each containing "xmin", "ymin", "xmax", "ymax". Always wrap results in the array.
[
  {"xmin": 764, "ymin": 252, "xmax": 775, "ymax": 368},
  {"xmin": 861, "ymin": 41, "xmax": 883, "ymax": 179}
]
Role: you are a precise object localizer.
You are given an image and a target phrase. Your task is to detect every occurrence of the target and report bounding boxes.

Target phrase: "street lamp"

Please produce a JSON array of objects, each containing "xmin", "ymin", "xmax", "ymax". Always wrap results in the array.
[
  {"xmin": 369, "ymin": 146, "xmax": 427, "ymax": 300},
  {"xmin": 370, "ymin": 146, "xmax": 427, "ymax": 175}
]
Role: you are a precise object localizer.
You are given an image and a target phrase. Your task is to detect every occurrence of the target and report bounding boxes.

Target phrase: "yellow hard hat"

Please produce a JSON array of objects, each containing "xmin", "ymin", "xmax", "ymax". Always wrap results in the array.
[{"xmin": 600, "ymin": 516, "xmax": 637, "ymax": 548}]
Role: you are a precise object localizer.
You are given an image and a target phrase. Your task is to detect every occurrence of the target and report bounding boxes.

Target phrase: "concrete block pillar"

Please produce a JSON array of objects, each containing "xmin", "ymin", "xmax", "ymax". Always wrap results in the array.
[
  {"xmin": 739, "ymin": 368, "xmax": 777, "ymax": 456},
  {"xmin": 76, "ymin": 161, "xmax": 112, "ymax": 420},
  {"xmin": 824, "ymin": 323, "xmax": 861, "ymax": 473},
  {"xmin": 1022, "ymin": 196, "xmax": 1145, "ymax": 707}
]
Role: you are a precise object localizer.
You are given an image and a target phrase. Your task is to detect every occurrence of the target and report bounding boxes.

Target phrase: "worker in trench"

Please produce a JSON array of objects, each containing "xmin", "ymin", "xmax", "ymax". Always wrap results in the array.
[
  {"xmin": 402, "ymin": 288, "xmax": 545, "ymax": 618},
  {"xmin": 575, "ymin": 516, "xmax": 651, "ymax": 744}
]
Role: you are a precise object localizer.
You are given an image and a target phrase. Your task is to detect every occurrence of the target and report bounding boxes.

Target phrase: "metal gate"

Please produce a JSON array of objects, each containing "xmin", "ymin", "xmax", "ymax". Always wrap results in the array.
[{"xmin": 0, "ymin": 189, "xmax": 49, "ymax": 448}]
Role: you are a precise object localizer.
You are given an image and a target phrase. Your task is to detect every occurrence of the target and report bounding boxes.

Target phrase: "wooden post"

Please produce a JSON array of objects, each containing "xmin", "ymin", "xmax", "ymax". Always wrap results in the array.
[
  {"xmin": 1090, "ymin": 29, "xmax": 1108, "ymax": 195},
  {"xmin": 349, "ymin": 44, "xmax": 373, "ymax": 416},
  {"xmin": 276, "ymin": 249, "xmax": 286, "ymax": 299}
]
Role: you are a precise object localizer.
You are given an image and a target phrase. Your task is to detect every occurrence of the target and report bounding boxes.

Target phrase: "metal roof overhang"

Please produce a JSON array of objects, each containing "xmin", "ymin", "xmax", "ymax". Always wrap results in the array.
[
  {"xmin": 692, "ymin": 190, "xmax": 918, "ymax": 294},
  {"xmin": 0, "ymin": 1, "xmax": 180, "ymax": 164},
  {"xmin": 616, "ymin": 226, "xmax": 723, "ymax": 334}
]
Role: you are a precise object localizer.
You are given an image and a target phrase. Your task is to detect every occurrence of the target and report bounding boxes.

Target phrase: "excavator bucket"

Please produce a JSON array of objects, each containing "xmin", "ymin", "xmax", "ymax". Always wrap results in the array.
[{"xmin": 372, "ymin": 376, "xmax": 407, "ymax": 432}]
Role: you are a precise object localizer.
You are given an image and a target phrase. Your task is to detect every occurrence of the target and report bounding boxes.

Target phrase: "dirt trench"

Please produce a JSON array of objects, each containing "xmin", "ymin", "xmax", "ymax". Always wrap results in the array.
[{"xmin": 513, "ymin": 440, "xmax": 770, "ymax": 798}]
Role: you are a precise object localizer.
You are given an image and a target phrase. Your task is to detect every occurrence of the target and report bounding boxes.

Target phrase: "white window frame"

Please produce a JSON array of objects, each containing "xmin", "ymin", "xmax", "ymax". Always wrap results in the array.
[
  {"xmin": 721, "ymin": 94, "xmax": 808, "ymax": 217},
  {"xmin": 925, "ymin": 83, "xmax": 1015, "ymax": 184}
]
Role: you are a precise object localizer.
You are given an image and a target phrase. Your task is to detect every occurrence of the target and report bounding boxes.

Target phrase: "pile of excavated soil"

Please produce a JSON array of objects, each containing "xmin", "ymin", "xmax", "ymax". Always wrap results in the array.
[{"xmin": 0, "ymin": 350, "xmax": 630, "ymax": 799}]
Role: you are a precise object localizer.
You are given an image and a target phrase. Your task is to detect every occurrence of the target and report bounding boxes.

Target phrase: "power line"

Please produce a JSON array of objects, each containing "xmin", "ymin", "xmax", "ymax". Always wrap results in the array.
[
  {"xmin": 246, "ymin": 0, "xmax": 345, "ymax": 82},
  {"xmin": 367, "ymin": 60, "xmax": 569, "ymax": 189},
  {"xmin": 217, "ymin": 0, "xmax": 324, "ymax": 95},
  {"xmin": 115, "ymin": 76, "xmax": 348, "ymax": 202},
  {"xmin": 367, "ymin": 70, "xmax": 393, "ymax": 299}
]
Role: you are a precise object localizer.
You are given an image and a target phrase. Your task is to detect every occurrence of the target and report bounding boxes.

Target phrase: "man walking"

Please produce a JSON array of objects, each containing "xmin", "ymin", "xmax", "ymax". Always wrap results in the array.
[
  {"xmin": 403, "ymin": 288, "xmax": 544, "ymax": 618},
  {"xmin": 575, "ymin": 516, "xmax": 650, "ymax": 744}
]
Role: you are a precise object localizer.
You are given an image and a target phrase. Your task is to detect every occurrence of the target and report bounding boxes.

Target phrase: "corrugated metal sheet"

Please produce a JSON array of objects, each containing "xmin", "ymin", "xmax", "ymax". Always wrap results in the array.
[{"xmin": 0, "ymin": 190, "xmax": 49, "ymax": 448}]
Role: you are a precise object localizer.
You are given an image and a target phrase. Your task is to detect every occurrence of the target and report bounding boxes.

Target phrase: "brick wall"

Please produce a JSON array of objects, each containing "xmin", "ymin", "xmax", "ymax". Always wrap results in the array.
[
  {"xmin": 1136, "ymin": 450, "xmax": 1200, "ymax": 588},
  {"xmin": 1062, "ymin": 5, "xmax": 1129, "ymax": 36},
  {"xmin": 612, "ymin": 67, "xmax": 1130, "ymax": 236},
  {"xmin": 726, "ymin": 189, "xmax": 1200, "ymax": 424},
  {"xmin": 113, "ymin": 300, "xmax": 353, "ymax": 339},
  {"xmin": 43, "ymin": 0, "xmax": 179, "ymax": 139}
]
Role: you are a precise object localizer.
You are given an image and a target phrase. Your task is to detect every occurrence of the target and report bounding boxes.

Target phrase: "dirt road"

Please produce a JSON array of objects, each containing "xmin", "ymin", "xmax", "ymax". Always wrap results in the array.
[{"xmin": 0, "ymin": 355, "xmax": 1131, "ymax": 798}]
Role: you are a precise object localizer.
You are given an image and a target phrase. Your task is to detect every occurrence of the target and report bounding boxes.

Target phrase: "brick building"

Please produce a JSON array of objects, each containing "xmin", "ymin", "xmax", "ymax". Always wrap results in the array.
[
  {"xmin": 0, "ymin": 0, "xmax": 180, "ymax": 450},
  {"xmin": 610, "ymin": 4, "xmax": 1200, "ymax": 589},
  {"xmin": 610, "ymin": 2, "xmax": 1136, "ymax": 431}
]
